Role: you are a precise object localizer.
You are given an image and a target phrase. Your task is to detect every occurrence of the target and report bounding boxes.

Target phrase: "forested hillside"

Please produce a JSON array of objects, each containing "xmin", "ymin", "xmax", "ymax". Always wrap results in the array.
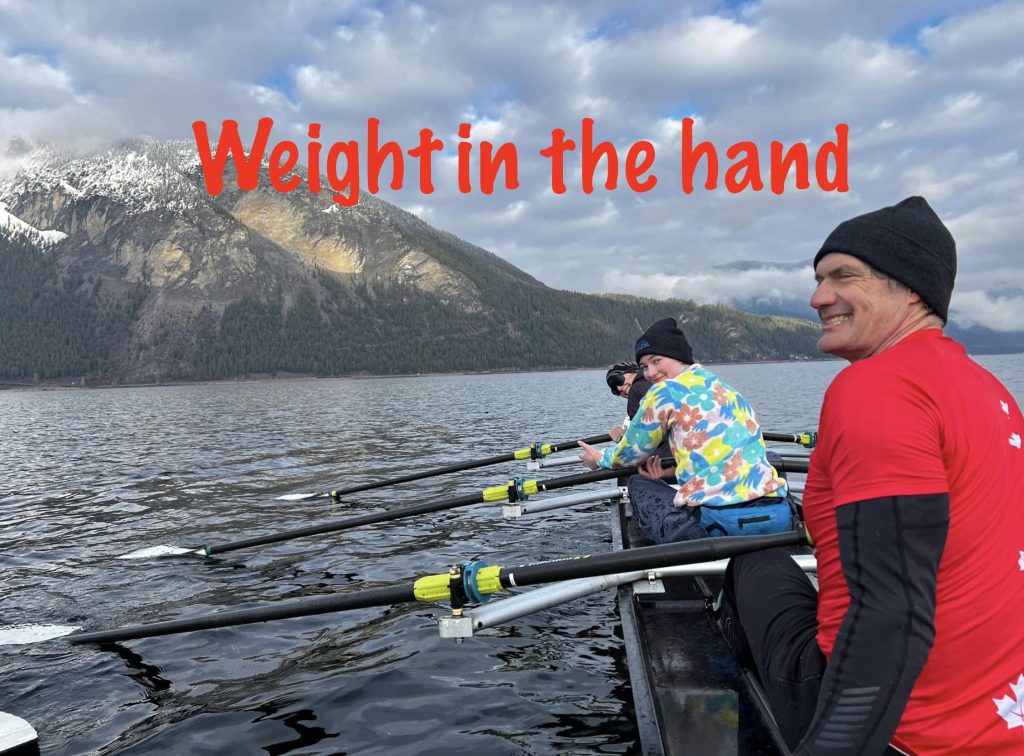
[{"xmin": 0, "ymin": 142, "xmax": 825, "ymax": 385}]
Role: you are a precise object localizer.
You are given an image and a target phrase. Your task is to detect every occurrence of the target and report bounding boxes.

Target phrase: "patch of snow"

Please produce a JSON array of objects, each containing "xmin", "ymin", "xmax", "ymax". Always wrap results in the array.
[
  {"xmin": 59, "ymin": 179, "xmax": 83, "ymax": 198},
  {"xmin": 0, "ymin": 202, "xmax": 67, "ymax": 246},
  {"xmin": 0, "ymin": 141, "xmax": 210, "ymax": 219}
]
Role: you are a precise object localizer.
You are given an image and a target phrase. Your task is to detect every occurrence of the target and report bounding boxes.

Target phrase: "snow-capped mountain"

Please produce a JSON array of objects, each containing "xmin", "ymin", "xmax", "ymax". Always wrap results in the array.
[{"xmin": 0, "ymin": 140, "xmax": 824, "ymax": 384}]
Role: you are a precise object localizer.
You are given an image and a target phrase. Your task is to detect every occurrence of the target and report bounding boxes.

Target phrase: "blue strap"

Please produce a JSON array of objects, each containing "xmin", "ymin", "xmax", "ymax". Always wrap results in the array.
[
  {"xmin": 507, "ymin": 477, "xmax": 530, "ymax": 502},
  {"xmin": 462, "ymin": 560, "xmax": 491, "ymax": 604}
]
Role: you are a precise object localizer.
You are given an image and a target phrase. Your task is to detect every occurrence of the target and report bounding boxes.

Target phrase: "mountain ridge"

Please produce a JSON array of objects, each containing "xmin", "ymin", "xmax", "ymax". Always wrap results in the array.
[{"xmin": 0, "ymin": 141, "xmax": 826, "ymax": 384}]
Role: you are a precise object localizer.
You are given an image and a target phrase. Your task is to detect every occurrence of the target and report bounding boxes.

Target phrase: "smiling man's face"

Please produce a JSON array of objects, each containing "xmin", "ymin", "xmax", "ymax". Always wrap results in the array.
[{"xmin": 811, "ymin": 252, "xmax": 921, "ymax": 362}]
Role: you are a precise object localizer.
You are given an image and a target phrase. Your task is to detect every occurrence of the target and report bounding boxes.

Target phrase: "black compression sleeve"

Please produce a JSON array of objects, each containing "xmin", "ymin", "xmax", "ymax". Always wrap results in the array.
[{"xmin": 795, "ymin": 493, "xmax": 949, "ymax": 755}]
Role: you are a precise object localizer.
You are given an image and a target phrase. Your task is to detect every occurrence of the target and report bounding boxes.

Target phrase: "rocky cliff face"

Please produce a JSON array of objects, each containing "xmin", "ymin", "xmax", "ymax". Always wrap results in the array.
[
  {"xmin": 0, "ymin": 140, "xmax": 825, "ymax": 384},
  {"xmin": 1, "ymin": 141, "xmax": 500, "ymax": 304}
]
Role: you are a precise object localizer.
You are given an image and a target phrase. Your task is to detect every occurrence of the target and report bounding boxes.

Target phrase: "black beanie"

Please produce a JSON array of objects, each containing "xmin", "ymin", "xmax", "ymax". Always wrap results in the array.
[
  {"xmin": 605, "ymin": 362, "xmax": 639, "ymax": 395},
  {"xmin": 813, "ymin": 196, "xmax": 957, "ymax": 321},
  {"xmin": 635, "ymin": 318, "xmax": 694, "ymax": 365}
]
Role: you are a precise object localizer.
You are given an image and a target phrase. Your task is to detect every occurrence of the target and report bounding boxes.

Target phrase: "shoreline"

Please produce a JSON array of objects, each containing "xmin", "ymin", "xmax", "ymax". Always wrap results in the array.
[
  {"xmin": 0, "ymin": 357, "xmax": 844, "ymax": 392},
  {"xmin": 5, "ymin": 349, "xmax": 1021, "ymax": 393}
]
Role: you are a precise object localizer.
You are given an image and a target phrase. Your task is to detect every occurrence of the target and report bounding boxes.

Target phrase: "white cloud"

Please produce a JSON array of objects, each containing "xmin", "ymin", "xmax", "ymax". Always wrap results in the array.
[
  {"xmin": 951, "ymin": 290, "xmax": 1024, "ymax": 332},
  {"xmin": 606, "ymin": 265, "xmax": 816, "ymax": 306},
  {"xmin": 294, "ymin": 65, "xmax": 352, "ymax": 108},
  {"xmin": 606, "ymin": 269, "xmax": 684, "ymax": 300},
  {"xmin": 459, "ymin": 112, "xmax": 515, "ymax": 143},
  {"xmin": 401, "ymin": 203, "xmax": 435, "ymax": 223},
  {"xmin": 498, "ymin": 200, "xmax": 529, "ymax": 223},
  {"xmin": 0, "ymin": 0, "xmax": 1020, "ymax": 327},
  {"xmin": 674, "ymin": 15, "xmax": 759, "ymax": 68},
  {"xmin": 0, "ymin": 51, "xmax": 75, "ymax": 109},
  {"xmin": 920, "ymin": 1, "xmax": 1024, "ymax": 62},
  {"xmin": 942, "ymin": 91, "xmax": 984, "ymax": 117},
  {"xmin": 244, "ymin": 84, "xmax": 298, "ymax": 113},
  {"xmin": 900, "ymin": 164, "xmax": 979, "ymax": 202}
]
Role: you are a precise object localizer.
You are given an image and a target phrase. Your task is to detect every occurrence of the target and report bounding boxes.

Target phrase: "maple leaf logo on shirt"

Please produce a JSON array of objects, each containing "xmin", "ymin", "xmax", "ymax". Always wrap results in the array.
[{"xmin": 994, "ymin": 674, "xmax": 1024, "ymax": 730}]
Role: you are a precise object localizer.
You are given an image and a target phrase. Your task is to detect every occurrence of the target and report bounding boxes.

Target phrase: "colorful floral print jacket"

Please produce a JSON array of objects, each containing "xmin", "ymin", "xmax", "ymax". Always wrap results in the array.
[{"xmin": 598, "ymin": 365, "xmax": 788, "ymax": 507}]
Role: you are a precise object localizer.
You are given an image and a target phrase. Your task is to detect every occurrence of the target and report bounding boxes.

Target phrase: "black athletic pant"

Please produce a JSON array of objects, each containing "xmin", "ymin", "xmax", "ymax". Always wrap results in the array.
[{"xmin": 721, "ymin": 548, "xmax": 825, "ymax": 751}]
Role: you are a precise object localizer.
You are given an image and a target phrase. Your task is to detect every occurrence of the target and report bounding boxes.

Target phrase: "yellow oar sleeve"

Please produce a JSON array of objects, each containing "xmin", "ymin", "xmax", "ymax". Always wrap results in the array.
[
  {"xmin": 412, "ymin": 573, "xmax": 453, "ymax": 602},
  {"xmin": 482, "ymin": 483, "xmax": 511, "ymax": 502},
  {"xmin": 512, "ymin": 443, "xmax": 555, "ymax": 460},
  {"xmin": 474, "ymin": 566, "xmax": 503, "ymax": 596},
  {"xmin": 482, "ymin": 479, "xmax": 540, "ymax": 502},
  {"xmin": 413, "ymin": 566, "xmax": 504, "ymax": 602}
]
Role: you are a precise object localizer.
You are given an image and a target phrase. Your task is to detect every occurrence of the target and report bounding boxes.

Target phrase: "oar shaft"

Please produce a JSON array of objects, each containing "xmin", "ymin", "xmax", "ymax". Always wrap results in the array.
[
  {"xmin": 549, "ymin": 434, "xmax": 610, "ymax": 452},
  {"xmin": 331, "ymin": 452, "xmax": 514, "ymax": 496},
  {"xmin": 328, "ymin": 434, "xmax": 612, "ymax": 497},
  {"xmin": 69, "ymin": 584, "xmax": 415, "ymax": 645},
  {"xmin": 74, "ymin": 530, "xmax": 809, "ymax": 644},
  {"xmin": 538, "ymin": 467, "xmax": 626, "ymax": 491},
  {"xmin": 206, "ymin": 490, "xmax": 486, "ymax": 555},
  {"xmin": 207, "ymin": 458, "xmax": 804, "ymax": 557},
  {"xmin": 535, "ymin": 456, "xmax": 807, "ymax": 486},
  {"xmin": 763, "ymin": 431, "xmax": 816, "ymax": 448},
  {"xmin": 209, "ymin": 465, "xmax": 647, "ymax": 555},
  {"xmin": 467, "ymin": 554, "xmax": 818, "ymax": 632},
  {"xmin": 779, "ymin": 457, "xmax": 808, "ymax": 474},
  {"xmin": 500, "ymin": 530, "xmax": 808, "ymax": 587}
]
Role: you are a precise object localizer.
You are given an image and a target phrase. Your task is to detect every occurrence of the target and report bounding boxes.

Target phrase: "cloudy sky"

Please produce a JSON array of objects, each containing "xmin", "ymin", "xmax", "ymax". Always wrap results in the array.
[{"xmin": 1, "ymin": 0, "xmax": 1021, "ymax": 330}]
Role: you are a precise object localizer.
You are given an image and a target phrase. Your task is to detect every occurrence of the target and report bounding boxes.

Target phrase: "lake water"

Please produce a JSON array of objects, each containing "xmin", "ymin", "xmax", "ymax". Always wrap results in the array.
[{"xmin": 1, "ymin": 355, "xmax": 1021, "ymax": 754}]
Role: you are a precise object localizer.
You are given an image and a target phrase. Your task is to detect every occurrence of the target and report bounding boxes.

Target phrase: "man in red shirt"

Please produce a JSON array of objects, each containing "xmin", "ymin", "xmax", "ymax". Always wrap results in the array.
[{"xmin": 722, "ymin": 197, "xmax": 1024, "ymax": 754}]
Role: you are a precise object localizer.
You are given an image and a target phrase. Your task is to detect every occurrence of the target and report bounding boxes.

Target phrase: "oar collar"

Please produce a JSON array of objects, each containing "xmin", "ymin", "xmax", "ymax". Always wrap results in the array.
[{"xmin": 412, "ymin": 561, "xmax": 503, "ymax": 604}]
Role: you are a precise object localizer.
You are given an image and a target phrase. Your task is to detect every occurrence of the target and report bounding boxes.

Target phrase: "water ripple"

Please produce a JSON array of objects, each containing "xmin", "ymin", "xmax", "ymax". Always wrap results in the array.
[{"xmin": 1, "ymin": 358, "xmax": 1019, "ymax": 754}]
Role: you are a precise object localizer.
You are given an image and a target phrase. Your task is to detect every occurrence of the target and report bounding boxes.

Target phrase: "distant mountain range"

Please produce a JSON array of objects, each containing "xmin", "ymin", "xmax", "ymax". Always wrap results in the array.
[
  {"xmin": 711, "ymin": 260, "xmax": 1024, "ymax": 355},
  {"xmin": 0, "ymin": 141, "xmax": 826, "ymax": 385}
]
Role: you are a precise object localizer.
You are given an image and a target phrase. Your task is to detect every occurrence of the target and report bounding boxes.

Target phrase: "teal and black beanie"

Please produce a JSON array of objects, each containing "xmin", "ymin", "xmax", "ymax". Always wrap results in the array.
[{"xmin": 635, "ymin": 318, "xmax": 694, "ymax": 365}]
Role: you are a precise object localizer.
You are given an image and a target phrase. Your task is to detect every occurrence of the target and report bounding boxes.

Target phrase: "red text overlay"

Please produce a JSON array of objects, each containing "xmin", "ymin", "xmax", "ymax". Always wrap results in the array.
[{"xmin": 192, "ymin": 118, "xmax": 848, "ymax": 207}]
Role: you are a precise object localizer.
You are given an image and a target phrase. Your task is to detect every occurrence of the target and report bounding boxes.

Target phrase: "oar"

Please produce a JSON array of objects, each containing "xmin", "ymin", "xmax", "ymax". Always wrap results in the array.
[
  {"xmin": 276, "ymin": 433, "xmax": 613, "ymax": 501},
  {"xmin": 780, "ymin": 458, "xmax": 808, "ymax": 473},
  {"xmin": 464, "ymin": 553, "xmax": 819, "ymax": 634},
  {"xmin": 533, "ymin": 431, "xmax": 817, "ymax": 470},
  {"xmin": 120, "ymin": 456, "xmax": 810, "ymax": 560},
  {"xmin": 120, "ymin": 466, "xmax": 640, "ymax": 560},
  {"xmin": 763, "ymin": 431, "xmax": 816, "ymax": 448},
  {"xmin": 73, "ymin": 529, "xmax": 810, "ymax": 644}
]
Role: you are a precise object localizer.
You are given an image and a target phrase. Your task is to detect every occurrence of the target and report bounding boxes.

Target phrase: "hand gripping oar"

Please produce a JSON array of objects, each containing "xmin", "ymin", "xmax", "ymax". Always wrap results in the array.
[
  {"xmin": 119, "ymin": 457, "xmax": 808, "ymax": 560},
  {"xmin": 72, "ymin": 529, "xmax": 810, "ymax": 645},
  {"xmin": 277, "ymin": 433, "xmax": 613, "ymax": 501}
]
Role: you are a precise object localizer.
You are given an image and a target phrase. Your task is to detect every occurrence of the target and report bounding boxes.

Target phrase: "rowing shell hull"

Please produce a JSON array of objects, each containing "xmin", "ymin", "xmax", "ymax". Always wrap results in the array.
[{"xmin": 612, "ymin": 491, "xmax": 793, "ymax": 755}]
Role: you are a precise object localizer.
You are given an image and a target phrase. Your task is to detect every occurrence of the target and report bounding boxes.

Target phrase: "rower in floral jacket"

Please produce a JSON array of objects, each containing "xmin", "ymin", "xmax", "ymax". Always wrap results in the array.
[{"xmin": 579, "ymin": 317, "xmax": 792, "ymax": 543}]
